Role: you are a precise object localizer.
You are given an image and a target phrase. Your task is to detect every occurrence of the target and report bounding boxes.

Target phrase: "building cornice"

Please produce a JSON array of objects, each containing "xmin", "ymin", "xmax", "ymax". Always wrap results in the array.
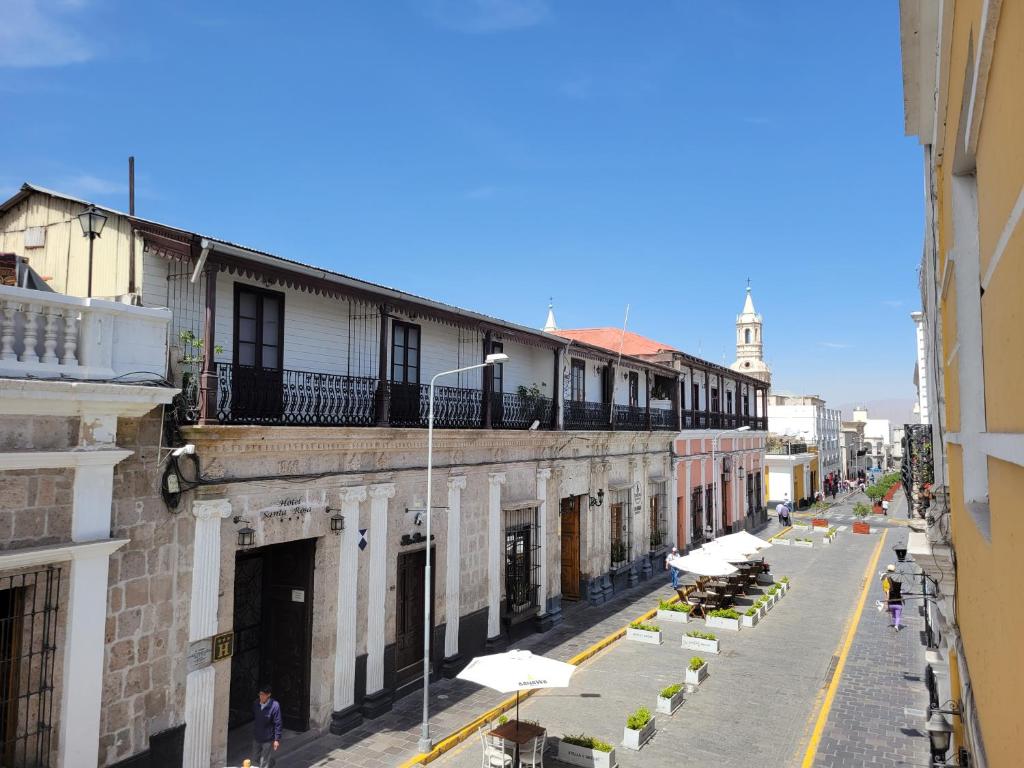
[{"xmin": 0, "ymin": 378, "xmax": 177, "ymax": 418}]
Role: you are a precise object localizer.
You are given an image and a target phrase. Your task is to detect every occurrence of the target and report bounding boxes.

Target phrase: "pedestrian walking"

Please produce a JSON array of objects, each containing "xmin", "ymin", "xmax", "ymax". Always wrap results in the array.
[
  {"xmin": 666, "ymin": 546, "xmax": 680, "ymax": 589},
  {"xmin": 776, "ymin": 499, "xmax": 788, "ymax": 526},
  {"xmin": 879, "ymin": 565, "xmax": 904, "ymax": 631},
  {"xmin": 881, "ymin": 498, "xmax": 890, "ymax": 515},
  {"xmin": 252, "ymin": 683, "xmax": 282, "ymax": 768}
]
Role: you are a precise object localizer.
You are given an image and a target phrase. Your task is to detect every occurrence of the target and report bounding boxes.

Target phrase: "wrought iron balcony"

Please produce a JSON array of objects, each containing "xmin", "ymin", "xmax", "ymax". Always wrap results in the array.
[
  {"xmin": 613, "ymin": 404, "xmax": 647, "ymax": 431},
  {"xmin": 564, "ymin": 400, "xmax": 612, "ymax": 430},
  {"xmin": 491, "ymin": 391, "xmax": 554, "ymax": 430},
  {"xmin": 387, "ymin": 381, "xmax": 482, "ymax": 429},
  {"xmin": 650, "ymin": 407, "xmax": 677, "ymax": 431},
  {"xmin": 213, "ymin": 363, "xmax": 378, "ymax": 426}
]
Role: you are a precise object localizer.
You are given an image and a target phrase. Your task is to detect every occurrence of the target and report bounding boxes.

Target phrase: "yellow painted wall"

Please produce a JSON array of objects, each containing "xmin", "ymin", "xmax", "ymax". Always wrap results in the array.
[
  {"xmin": 793, "ymin": 466, "xmax": 804, "ymax": 502},
  {"xmin": 0, "ymin": 192, "xmax": 136, "ymax": 298}
]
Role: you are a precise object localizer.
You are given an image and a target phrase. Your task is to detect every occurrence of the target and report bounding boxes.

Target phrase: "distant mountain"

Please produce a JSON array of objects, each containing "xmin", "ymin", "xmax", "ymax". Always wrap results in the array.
[{"xmin": 836, "ymin": 398, "xmax": 917, "ymax": 425}]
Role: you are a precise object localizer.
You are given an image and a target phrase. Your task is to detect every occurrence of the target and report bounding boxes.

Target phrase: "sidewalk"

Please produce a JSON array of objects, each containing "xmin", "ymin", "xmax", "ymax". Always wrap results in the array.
[{"xmin": 275, "ymin": 525, "xmax": 784, "ymax": 768}]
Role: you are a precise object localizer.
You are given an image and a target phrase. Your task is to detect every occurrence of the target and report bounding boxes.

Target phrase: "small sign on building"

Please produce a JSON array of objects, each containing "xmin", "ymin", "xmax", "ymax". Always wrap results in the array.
[
  {"xmin": 213, "ymin": 631, "xmax": 234, "ymax": 662},
  {"xmin": 187, "ymin": 639, "xmax": 212, "ymax": 673}
]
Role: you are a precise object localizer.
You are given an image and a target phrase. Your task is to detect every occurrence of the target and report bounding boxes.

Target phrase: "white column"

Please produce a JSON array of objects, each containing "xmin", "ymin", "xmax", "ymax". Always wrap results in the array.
[
  {"xmin": 487, "ymin": 473, "xmax": 505, "ymax": 639},
  {"xmin": 683, "ymin": 461, "xmax": 692, "ymax": 546},
  {"xmin": 364, "ymin": 483, "xmax": 395, "ymax": 695},
  {"xmin": 182, "ymin": 498, "xmax": 232, "ymax": 768},
  {"xmin": 669, "ymin": 459, "xmax": 680, "ymax": 547},
  {"xmin": 444, "ymin": 476, "xmax": 467, "ymax": 658},
  {"xmin": 333, "ymin": 486, "xmax": 366, "ymax": 712},
  {"xmin": 535, "ymin": 468, "xmax": 552, "ymax": 615}
]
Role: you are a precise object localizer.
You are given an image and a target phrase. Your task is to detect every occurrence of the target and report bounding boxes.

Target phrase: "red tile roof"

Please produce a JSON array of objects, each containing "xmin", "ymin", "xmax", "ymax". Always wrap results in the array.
[{"xmin": 552, "ymin": 328, "xmax": 678, "ymax": 357}]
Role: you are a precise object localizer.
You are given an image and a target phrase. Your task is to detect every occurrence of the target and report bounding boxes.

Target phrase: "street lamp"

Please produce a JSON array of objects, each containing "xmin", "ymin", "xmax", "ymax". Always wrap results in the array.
[
  {"xmin": 77, "ymin": 205, "xmax": 107, "ymax": 298},
  {"xmin": 711, "ymin": 426, "xmax": 750, "ymax": 537},
  {"xmin": 418, "ymin": 351, "xmax": 509, "ymax": 754}
]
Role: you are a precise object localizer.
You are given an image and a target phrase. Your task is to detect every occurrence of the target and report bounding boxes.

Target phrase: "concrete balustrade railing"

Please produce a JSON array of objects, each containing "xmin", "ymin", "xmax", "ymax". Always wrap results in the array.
[{"xmin": 0, "ymin": 285, "xmax": 171, "ymax": 381}]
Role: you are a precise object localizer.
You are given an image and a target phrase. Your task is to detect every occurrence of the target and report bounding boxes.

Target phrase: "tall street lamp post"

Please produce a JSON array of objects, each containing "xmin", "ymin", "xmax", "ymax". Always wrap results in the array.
[
  {"xmin": 711, "ymin": 426, "xmax": 750, "ymax": 537},
  {"xmin": 77, "ymin": 205, "xmax": 108, "ymax": 298},
  {"xmin": 419, "ymin": 351, "xmax": 509, "ymax": 754}
]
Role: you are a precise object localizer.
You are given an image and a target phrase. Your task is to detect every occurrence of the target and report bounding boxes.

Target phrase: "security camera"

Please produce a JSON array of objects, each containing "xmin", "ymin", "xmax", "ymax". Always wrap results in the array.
[{"xmin": 171, "ymin": 444, "xmax": 196, "ymax": 458}]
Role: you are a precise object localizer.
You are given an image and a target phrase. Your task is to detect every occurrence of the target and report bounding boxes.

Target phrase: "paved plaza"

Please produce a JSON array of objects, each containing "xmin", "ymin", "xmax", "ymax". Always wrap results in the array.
[{"xmin": 276, "ymin": 494, "xmax": 933, "ymax": 768}]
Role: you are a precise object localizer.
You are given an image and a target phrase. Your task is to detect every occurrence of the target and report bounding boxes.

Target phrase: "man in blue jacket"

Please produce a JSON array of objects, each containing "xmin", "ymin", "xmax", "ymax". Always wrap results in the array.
[{"xmin": 252, "ymin": 683, "xmax": 282, "ymax": 767}]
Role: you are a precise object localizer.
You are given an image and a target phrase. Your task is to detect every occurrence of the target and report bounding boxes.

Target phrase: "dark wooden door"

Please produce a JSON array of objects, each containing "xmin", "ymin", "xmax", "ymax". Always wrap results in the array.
[
  {"xmin": 262, "ymin": 540, "xmax": 315, "ymax": 732},
  {"xmin": 395, "ymin": 549, "xmax": 434, "ymax": 681},
  {"xmin": 233, "ymin": 285, "xmax": 284, "ymax": 420},
  {"xmin": 560, "ymin": 497, "xmax": 581, "ymax": 600},
  {"xmin": 389, "ymin": 321, "xmax": 422, "ymax": 425}
]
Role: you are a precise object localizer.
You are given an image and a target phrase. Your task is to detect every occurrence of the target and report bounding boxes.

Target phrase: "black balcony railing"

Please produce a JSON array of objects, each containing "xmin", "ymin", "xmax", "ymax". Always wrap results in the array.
[
  {"xmin": 388, "ymin": 381, "xmax": 483, "ymax": 429},
  {"xmin": 564, "ymin": 400, "xmax": 613, "ymax": 430},
  {"xmin": 613, "ymin": 404, "xmax": 646, "ymax": 431},
  {"xmin": 650, "ymin": 407, "xmax": 677, "ymax": 431},
  {"xmin": 215, "ymin": 363, "xmax": 378, "ymax": 426},
  {"xmin": 492, "ymin": 391, "xmax": 554, "ymax": 430}
]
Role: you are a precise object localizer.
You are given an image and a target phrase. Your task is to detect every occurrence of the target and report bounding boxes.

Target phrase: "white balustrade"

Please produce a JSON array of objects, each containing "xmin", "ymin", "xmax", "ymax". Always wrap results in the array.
[{"xmin": 0, "ymin": 285, "xmax": 170, "ymax": 380}]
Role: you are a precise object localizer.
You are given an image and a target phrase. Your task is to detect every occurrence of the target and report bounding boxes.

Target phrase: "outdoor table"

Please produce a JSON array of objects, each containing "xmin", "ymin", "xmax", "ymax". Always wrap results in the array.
[{"xmin": 489, "ymin": 719, "xmax": 545, "ymax": 767}]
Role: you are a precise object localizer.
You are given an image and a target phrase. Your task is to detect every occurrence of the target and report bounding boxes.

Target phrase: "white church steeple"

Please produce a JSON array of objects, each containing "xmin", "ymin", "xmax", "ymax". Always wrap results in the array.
[
  {"xmin": 543, "ymin": 299, "xmax": 558, "ymax": 333},
  {"xmin": 730, "ymin": 281, "xmax": 771, "ymax": 388}
]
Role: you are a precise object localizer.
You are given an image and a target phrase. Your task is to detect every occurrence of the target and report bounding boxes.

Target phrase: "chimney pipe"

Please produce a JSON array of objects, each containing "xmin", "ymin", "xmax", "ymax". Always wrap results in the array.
[{"xmin": 128, "ymin": 156, "xmax": 136, "ymax": 295}]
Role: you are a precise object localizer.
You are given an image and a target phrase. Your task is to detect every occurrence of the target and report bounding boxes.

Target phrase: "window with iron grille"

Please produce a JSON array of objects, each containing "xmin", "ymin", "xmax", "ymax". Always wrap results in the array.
[
  {"xmin": 0, "ymin": 567, "xmax": 61, "ymax": 768},
  {"xmin": 648, "ymin": 482, "xmax": 667, "ymax": 549},
  {"xmin": 690, "ymin": 486, "xmax": 704, "ymax": 544},
  {"xmin": 704, "ymin": 484, "xmax": 715, "ymax": 534},
  {"xmin": 746, "ymin": 472, "xmax": 755, "ymax": 517},
  {"xmin": 609, "ymin": 489, "xmax": 630, "ymax": 566},
  {"xmin": 504, "ymin": 508, "xmax": 540, "ymax": 620}
]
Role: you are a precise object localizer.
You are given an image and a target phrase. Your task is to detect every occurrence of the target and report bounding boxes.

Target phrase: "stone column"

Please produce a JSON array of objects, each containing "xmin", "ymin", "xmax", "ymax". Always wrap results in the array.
[
  {"xmin": 330, "ymin": 486, "xmax": 366, "ymax": 733},
  {"xmin": 442, "ymin": 476, "xmax": 467, "ymax": 675},
  {"xmin": 486, "ymin": 473, "xmax": 505, "ymax": 641},
  {"xmin": 669, "ymin": 458, "xmax": 681, "ymax": 548},
  {"xmin": 534, "ymin": 468, "xmax": 559, "ymax": 631},
  {"xmin": 683, "ymin": 461, "xmax": 692, "ymax": 548},
  {"xmin": 362, "ymin": 483, "xmax": 395, "ymax": 717},
  {"xmin": 182, "ymin": 498, "xmax": 232, "ymax": 768}
]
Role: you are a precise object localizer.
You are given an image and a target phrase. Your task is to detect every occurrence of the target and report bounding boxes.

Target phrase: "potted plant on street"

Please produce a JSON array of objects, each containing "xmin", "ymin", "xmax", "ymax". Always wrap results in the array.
[
  {"xmin": 852, "ymin": 502, "xmax": 871, "ymax": 534},
  {"xmin": 558, "ymin": 733, "xmax": 618, "ymax": 768},
  {"xmin": 754, "ymin": 596, "xmax": 768, "ymax": 618},
  {"xmin": 626, "ymin": 620, "xmax": 662, "ymax": 645},
  {"xmin": 742, "ymin": 605, "xmax": 760, "ymax": 628},
  {"xmin": 794, "ymin": 536, "xmax": 813, "ymax": 548},
  {"xmin": 680, "ymin": 629, "xmax": 719, "ymax": 654},
  {"xmin": 622, "ymin": 706, "xmax": 656, "ymax": 751},
  {"xmin": 773, "ymin": 534, "xmax": 791, "ymax": 546},
  {"xmin": 656, "ymin": 683, "xmax": 685, "ymax": 716},
  {"xmin": 656, "ymin": 600, "xmax": 692, "ymax": 623},
  {"xmin": 765, "ymin": 584, "xmax": 779, "ymax": 607},
  {"xmin": 705, "ymin": 608, "xmax": 741, "ymax": 632},
  {"xmin": 685, "ymin": 656, "xmax": 709, "ymax": 686},
  {"xmin": 779, "ymin": 576, "xmax": 790, "ymax": 594}
]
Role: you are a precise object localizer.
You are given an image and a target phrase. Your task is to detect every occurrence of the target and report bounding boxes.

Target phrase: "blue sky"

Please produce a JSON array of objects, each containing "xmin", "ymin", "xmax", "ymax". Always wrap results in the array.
[{"xmin": 1, "ymin": 0, "xmax": 923, "ymax": 406}]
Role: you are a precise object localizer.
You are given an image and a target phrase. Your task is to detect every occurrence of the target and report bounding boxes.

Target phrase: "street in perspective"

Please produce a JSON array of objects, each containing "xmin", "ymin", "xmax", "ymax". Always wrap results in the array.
[{"xmin": 0, "ymin": 2, "xmax": 1016, "ymax": 768}]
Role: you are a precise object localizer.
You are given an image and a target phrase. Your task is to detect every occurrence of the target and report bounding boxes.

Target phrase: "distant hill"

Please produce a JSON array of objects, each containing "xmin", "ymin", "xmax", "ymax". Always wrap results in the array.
[{"xmin": 836, "ymin": 399, "xmax": 917, "ymax": 425}]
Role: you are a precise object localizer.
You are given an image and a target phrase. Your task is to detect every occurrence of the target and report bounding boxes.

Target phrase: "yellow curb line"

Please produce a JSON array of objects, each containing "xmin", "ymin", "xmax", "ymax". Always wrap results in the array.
[
  {"xmin": 769, "ymin": 526, "xmax": 793, "ymax": 540},
  {"xmin": 798, "ymin": 528, "xmax": 888, "ymax": 768},
  {"xmin": 397, "ymin": 592, "xmax": 681, "ymax": 767}
]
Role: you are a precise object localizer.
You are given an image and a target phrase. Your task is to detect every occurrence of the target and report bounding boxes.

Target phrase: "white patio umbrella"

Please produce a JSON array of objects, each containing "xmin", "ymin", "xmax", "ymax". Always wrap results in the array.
[
  {"xmin": 718, "ymin": 530, "xmax": 772, "ymax": 551},
  {"xmin": 700, "ymin": 539, "xmax": 758, "ymax": 560},
  {"xmin": 457, "ymin": 649, "xmax": 576, "ymax": 725},
  {"xmin": 666, "ymin": 551, "xmax": 738, "ymax": 577}
]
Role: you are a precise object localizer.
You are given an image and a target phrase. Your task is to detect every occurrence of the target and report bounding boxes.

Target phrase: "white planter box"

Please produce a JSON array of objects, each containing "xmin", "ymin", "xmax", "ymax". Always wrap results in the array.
[
  {"xmin": 685, "ymin": 662, "xmax": 709, "ymax": 686},
  {"xmin": 626, "ymin": 627, "xmax": 662, "ymax": 645},
  {"xmin": 757, "ymin": 605, "xmax": 767, "ymax": 619},
  {"xmin": 680, "ymin": 635, "xmax": 719, "ymax": 654},
  {"xmin": 656, "ymin": 608, "xmax": 691, "ymax": 624},
  {"xmin": 656, "ymin": 690, "xmax": 685, "ymax": 716},
  {"xmin": 793, "ymin": 522, "xmax": 811, "ymax": 530},
  {"xmin": 557, "ymin": 740, "xmax": 618, "ymax": 768},
  {"xmin": 794, "ymin": 539, "xmax": 813, "ymax": 548},
  {"xmin": 622, "ymin": 718, "xmax": 656, "ymax": 751},
  {"xmin": 705, "ymin": 615, "xmax": 741, "ymax": 632},
  {"xmin": 741, "ymin": 611, "xmax": 760, "ymax": 628},
  {"xmin": 780, "ymin": 582, "xmax": 790, "ymax": 593},
  {"xmin": 774, "ymin": 538, "xmax": 791, "ymax": 546}
]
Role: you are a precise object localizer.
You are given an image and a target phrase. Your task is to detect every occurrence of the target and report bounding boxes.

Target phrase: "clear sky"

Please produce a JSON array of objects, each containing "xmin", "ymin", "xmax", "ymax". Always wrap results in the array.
[{"xmin": 1, "ymin": 0, "xmax": 923, "ymax": 406}]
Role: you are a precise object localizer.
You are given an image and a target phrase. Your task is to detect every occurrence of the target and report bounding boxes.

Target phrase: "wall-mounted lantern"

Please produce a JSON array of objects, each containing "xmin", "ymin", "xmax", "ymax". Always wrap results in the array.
[
  {"xmin": 589, "ymin": 489, "xmax": 604, "ymax": 508},
  {"xmin": 233, "ymin": 516, "xmax": 255, "ymax": 548},
  {"xmin": 328, "ymin": 508, "xmax": 345, "ymax": 534}
]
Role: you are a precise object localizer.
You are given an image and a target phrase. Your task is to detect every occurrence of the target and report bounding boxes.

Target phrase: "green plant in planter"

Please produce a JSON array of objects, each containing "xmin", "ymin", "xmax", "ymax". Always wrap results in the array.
[
  {"xmin": 658, "ymin": 600, "xmax": 690, "ymax": 613},
  {"xmin": 744, "ymin": 606, "xmax": 758, "ymax": 616},
  {"xmin": 754, "ymin": 597, "xmax": 766, "ymax": 607},
  {"xmin": 780, "ymin": 576, "xmax": 790, "ymax": 584},
  {"xmin": 707, "ymin": 608, "xmax": 741, "ymax": 620},
  {"xmin": 498, "ymin": 714, "xmax": 508, "ymax": 726},
  {"xmin": 767, "ymin": 585, "xmax": 778, "ymax": 595},
  {"xmin": 688, "ymin": 656, "xmax": 705, "ymax": 671},
  {"xmin": 659, "ymin": 683, "xmax": 684, "ymax": 699},
  {"xmin": 629, "ymin": 620, "xmax": 659, "ymax": 632},
  {"xmin": 853, "ymin": 501, "xmax": 871, "ymax": 517},
  {"xmin": 687, "ymin": 630, "xmax": 717, "ymax": 640},
  {"xmin": 625, "ymin": 706, "xmax": 652, "ymax": 731},
  {"xmin": 562, "ymin": 734, "xmax": 613, "ymax": 752}
]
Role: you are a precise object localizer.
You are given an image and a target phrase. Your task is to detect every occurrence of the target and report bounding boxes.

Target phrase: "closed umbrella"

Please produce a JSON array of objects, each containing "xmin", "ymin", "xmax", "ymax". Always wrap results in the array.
[
  {"xmin": 666, "ymin": 551, "xmax": 738, "ymax": 576},
  {"xmin": 457, "ymin": 649, "xmax": 576, "ymax": 725}
]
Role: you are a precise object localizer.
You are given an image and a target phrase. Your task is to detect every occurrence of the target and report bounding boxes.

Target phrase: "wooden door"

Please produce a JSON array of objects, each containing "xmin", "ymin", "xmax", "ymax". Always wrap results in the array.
[
  {"xmin": 233, "ymin": 285, "xmax": 285, "ymax": 419},
  {"xmin": 560, "ymin": 497, "xmax": 581, "ymax": 600},
  {"xmin": 263, "ymin": 540, "xmax": 315, "ymax": 732},
  {"xmin": 395, "ymin": 549, "xmax": 434, "ymax": 680}
]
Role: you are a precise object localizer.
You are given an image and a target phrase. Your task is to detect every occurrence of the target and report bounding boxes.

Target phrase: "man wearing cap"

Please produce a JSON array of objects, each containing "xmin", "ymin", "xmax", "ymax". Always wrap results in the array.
[
  {"xmin": 879, "ymin": 565, "xmax": 904, "ymax": 631},
  {"xmin": 665, "ymin": 546, "xmax": 680, "ymax": 589}
]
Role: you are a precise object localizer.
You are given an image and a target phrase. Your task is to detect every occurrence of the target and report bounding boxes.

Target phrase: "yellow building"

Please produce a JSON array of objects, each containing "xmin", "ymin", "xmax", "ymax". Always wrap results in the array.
[{"xmin": 900, "ymin": 2, "xmax": 1023, "ymax": 766}]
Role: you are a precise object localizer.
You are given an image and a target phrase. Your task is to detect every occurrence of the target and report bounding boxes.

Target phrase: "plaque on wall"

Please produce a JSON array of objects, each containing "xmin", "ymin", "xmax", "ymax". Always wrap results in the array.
[
  {"xmin": 187, "ymin": 639, "xmax": 212, "ymax": 673},
  {"xmin": 213, "ymin": 631, "xmax": 234, "ymax": 662}
]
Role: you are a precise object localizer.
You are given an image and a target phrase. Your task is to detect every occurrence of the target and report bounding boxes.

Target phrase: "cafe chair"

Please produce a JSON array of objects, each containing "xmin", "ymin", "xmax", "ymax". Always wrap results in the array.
[
  {"xmin": 479, "ymin": 727, "xmax": 513, "ymax": 768},
  {"xmin": 518, "ymin": 730, "xmax": 547, "ymax": 767}
]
